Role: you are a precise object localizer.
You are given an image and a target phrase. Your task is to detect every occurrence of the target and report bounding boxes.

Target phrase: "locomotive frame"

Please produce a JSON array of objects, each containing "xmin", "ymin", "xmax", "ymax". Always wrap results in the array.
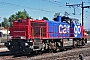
[{"xmin": 5, "ymin": 16, "xmax": 87, "ymax": 55}]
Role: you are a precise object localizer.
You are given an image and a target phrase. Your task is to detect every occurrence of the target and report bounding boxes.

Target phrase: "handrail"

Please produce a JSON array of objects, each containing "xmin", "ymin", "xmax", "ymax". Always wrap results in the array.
[
  {"xmin": 30, "ymin": 26, "xmax": 83, "ymax": 39},
  {"xmin": 40, "ymin": 27, "xmax": 42, "ymax": 39},
  {"xmin": 32, "ymin": 27, "xmax": 34, "ymax": 39}
]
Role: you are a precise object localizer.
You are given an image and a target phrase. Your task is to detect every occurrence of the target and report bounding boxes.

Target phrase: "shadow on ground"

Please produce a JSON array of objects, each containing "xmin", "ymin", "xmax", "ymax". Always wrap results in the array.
[{"xmin": 0, "ymin": 51, "xmax": 13, "ymax": 56}]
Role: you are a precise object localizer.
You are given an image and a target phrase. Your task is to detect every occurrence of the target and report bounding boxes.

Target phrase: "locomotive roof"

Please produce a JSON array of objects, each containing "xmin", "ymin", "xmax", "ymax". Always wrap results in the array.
[{"xmin": 71, "ymin": 18, "xmax": 79, "ymax": 21}]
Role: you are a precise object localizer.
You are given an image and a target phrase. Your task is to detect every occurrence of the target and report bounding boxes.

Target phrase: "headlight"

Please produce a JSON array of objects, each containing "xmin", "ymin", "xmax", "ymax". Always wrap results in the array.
[
  {"xmin": 21, "ymin": 36, "xmax": 24, "ymax": 39},
  {"xmin": 30, "ymin": 40, "xmax": 33, "ymax": 42},
  {"xmin": 25, "ymin": 43, "xmax": 28, "ymax": 46}
]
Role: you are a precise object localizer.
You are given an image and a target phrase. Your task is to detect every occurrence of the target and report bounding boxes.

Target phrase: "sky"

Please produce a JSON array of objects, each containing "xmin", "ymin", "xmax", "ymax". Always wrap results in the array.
[{"xmin": 0, "ymin": 0, "xmax": 90, "ymax": 29}]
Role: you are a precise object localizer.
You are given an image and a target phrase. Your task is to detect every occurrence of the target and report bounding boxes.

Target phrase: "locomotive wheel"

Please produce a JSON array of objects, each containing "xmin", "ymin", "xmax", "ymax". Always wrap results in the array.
[
  {"xmin": 37, "ymin": 49, "xmax": 43, "ymax": 55},
  {"xmin": 38, "ymin": 50, "xmax": 42, "ymax": 55}
]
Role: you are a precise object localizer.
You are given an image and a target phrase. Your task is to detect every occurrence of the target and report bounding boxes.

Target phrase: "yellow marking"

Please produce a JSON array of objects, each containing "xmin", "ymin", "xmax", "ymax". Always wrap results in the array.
[
  {"xmin": 40, "ymin": 28, "xmax": 42, "ymax": 39},
  {"xmin": 32, "ymin": 28, "xmax": 34, "ymax": 39}
]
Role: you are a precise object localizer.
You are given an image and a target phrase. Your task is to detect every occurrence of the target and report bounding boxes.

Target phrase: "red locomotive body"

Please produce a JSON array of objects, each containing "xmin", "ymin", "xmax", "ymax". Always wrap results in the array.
[{"xmin": 11, "ymin": 19, "xmax": 48, "ymax": 40}]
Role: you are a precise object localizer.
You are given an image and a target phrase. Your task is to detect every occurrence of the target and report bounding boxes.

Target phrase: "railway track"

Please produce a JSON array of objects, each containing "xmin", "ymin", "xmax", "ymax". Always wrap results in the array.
[
  {"xmin": 0, "ymin": 41, "xmax": 90, "ymax": 60},
  {"xmin": 28, "ymin": 47, "xmax": 90, "ymax": 60}
]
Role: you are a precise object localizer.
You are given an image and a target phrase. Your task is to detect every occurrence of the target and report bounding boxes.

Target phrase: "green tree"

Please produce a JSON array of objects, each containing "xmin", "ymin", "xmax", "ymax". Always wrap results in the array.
[
  {"xmin": 8, "ymin": 9, "xmax": 31, "ymax": 26},
  {"xmin": 42, "ymin": 17, "xmax": 49, "ymax": 20},
  {"xmin": 9, "ymin": 14, "xmax": 16, "ymax": 26},
  {"xmin": 2, "ymin": 17, "xmax": 9, "ymax": 28},
  {"xmin": 87, "ymin": 30, "xmax": 90, "ymax": 34}
]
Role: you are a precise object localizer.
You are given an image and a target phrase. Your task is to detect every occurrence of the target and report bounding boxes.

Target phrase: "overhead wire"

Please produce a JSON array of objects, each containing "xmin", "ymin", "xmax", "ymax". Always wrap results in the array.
[
  {"xmin": 42, "ymin": 0, "xmax": 65, "ymax": 7},
  {"xmin": 1, "ymin": 0, "xmax": 88, "ymax": 17},
  {"xmin": 42, "ymin": 0, "xmax": 72, "ymax": 16},
  {"xmin": 0, "ymin": 1, "xmax": 56, "ymax": 13}
]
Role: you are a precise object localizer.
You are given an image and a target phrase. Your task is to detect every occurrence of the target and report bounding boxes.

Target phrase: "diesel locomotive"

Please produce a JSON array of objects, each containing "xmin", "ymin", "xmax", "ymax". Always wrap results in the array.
[{"xmin": 5, "ymin": 16, "xmax": 87, "ymax": 55}]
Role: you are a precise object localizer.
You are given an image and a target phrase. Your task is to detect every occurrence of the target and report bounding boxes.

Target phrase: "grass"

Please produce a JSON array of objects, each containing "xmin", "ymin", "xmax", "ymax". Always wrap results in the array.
[
  {"xmin": 0, "ymin": 37, "xmax": 7, "ymax": 43},
  {"xmin": 88, "ymin": 36, "xmax": 90, "ymax": 40}
]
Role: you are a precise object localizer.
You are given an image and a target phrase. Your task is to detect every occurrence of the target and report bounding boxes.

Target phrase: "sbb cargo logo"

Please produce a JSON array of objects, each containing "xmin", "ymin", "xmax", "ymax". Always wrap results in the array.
[
  {"xmin": 74, "ymin": 25, "xmax": 81, "ymax": 37},
  {"xmin": 59, "ymin": 24, "xmax": 81, "ymax": 37},
  {"xmin": 59, "ymin": 24, "xmax": 70, "ymax": 34}
]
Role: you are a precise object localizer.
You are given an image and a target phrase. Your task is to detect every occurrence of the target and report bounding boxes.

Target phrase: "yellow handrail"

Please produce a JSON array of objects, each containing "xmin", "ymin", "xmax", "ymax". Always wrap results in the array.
[
  {"xmin": 32, "ymin": 28, "xmax": 34, "ymax": 39},
  {"xmin": 40, "ymin": 28, "xmax": 42, "ymax": 39}
]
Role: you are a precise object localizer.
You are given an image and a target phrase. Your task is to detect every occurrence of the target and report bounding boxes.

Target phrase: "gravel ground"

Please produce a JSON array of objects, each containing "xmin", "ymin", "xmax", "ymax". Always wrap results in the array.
[
  {"xmin": 0, "ymin": 41, "xmax": 90, "ymax": 60},
  {"xmin": 84, "ymin": 56, "xmax": 90, "ymax": 60},
  {"xmin": 28, "ymin": 47, "xmax": 90, "ymax": 60}
]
